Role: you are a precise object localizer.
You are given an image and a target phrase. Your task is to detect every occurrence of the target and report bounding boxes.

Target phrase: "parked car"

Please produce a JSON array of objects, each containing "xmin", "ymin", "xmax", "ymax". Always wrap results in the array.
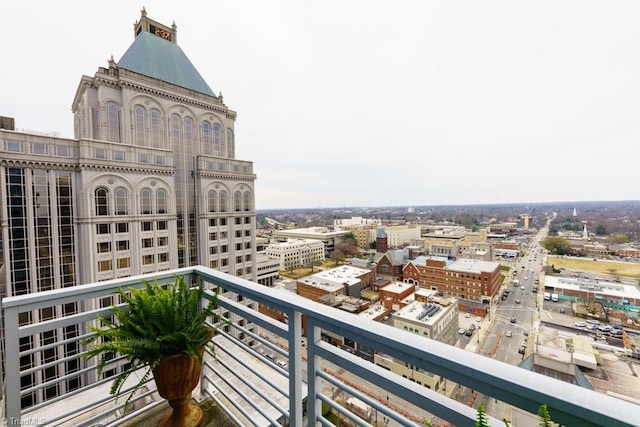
[
  {"xmin": 458, "ymin": 328, "xmax": 466, "ymax": 335},
  {"xmin": 518, "ymin": 345, "xmax": 526, "ymax": 354},
  {"xmin": 505, "ymin": 331, "xmax": 513, "ymax": 337},
  {"xmin": 574, "ymin": 321, "xmax": 587, "ymax": 327},
  {"xmin": 465, "ymin": 329, "xmax": 474, "ymax": 337}
]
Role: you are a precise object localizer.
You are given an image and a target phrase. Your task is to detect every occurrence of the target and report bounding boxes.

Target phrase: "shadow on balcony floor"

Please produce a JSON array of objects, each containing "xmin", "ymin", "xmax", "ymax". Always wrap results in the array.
[{"xmin": 121, "ymin": 398, "xmax": 236, "ymax": 427}]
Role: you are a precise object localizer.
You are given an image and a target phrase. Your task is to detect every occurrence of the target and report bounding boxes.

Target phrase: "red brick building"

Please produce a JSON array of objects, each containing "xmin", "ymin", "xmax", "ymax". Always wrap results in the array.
[{"xmin": 403, "ymin": 256, "xmax": 502, "ymax": 303}]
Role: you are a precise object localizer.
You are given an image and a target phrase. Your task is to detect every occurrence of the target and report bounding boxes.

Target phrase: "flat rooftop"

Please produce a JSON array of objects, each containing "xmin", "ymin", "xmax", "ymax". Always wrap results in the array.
[
  {"xmin": 395, "ymin": 299, "xmax": 450, "ymax": 325},
  {"xmin": 545, "ymin": 275, "xmax": 640, "ymax": 300},
  {"xmin": 448, "ymin": 258, "xmax": 500, "ymax": 274}
]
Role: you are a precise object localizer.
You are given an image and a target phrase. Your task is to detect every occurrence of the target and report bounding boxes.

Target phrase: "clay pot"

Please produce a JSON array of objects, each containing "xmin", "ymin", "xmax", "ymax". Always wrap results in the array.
[{"xmin": 152, "ymin": 346, "xmax": 205, "ymax": 427}]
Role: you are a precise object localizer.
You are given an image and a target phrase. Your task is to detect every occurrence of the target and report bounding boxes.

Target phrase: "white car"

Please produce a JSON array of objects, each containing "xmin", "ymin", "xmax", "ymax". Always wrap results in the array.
[{"xmin": 574, "ymin": 321, "xmax": 587, "ymax": 327}]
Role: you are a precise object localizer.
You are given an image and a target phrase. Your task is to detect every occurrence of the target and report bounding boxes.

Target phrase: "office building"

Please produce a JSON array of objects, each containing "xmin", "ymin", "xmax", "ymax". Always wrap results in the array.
[{"xmin": 0, "ymin": 10, "xmax": 256, "ymax": 407}]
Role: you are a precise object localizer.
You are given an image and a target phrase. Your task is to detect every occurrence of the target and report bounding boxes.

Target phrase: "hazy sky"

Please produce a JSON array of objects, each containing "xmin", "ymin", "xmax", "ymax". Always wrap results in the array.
[{"xmin": 3, "ymin": 1, "xmax": 639, "ymax": 209}]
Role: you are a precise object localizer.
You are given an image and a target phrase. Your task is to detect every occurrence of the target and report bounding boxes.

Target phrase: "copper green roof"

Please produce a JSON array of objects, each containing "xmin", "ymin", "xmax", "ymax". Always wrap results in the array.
[{"xmin": 117, "ymin": 31, "xmax": 215, "ymax": 96}]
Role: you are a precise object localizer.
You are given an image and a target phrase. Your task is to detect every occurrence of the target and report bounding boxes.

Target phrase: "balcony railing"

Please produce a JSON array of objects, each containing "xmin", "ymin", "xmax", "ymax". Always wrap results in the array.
[{"xmin": 2, "ymin": 266, "xmax": 638, "ymax": 426}]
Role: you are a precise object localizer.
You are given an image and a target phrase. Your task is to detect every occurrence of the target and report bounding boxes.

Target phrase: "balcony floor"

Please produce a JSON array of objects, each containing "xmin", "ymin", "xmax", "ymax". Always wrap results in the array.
[{"xmin": 121, "ymin": 398, "xmax": 236, "ymax": 427}]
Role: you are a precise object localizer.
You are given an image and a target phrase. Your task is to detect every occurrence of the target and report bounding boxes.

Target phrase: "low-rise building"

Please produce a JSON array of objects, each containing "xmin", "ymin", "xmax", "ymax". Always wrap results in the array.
[
  {"xmin": 264, "ymin": 239, "xmax": 325, "ymax": 270},
  {"xmin": 271, "ymin": 227, "xmax": 349, "ymax": 256},
  {"xmin": 296, "ymin": 265, "xmax": 376, "ymax": 302},
  {"xmin": 374, "ymin": 292, "xmax": 458, "ymax": 395}
]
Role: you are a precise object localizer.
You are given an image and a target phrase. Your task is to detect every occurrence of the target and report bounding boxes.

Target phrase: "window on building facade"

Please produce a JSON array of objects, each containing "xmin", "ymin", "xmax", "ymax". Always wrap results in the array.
[
  {"xmin": 140, "ymin": 188, "xmax": 152, "ymax": 214},
  {"xmin": 98, "ymin": 260, "xmax": 112, "ymax": 272},
  {"xmin": 208, "ymin": 190, "xmax": 217, "ymax": 212},
  {"xmin": 213, "ymin": 123, "xmax": 222, "ymax": 156},
  {"xmin": 150, "ymin": 109, "xmax": 162, "ymax": 148},
  {"xmin": 185, "ymin": 117, "xmax": 195, "ymax": 146},
  {"xmin": 115, "ymin": 188, "xmax": 128, "ymax": 215},
  {"xmin": 95, "ymin": 188, "xmax": 109, "ymax": 216},
  {"xmin": 96, "ymin": 224, "xmax": 110, "ymax": 234},
  {"xmin": 105, "ymin": 102, "xmax": 121, "ymax": 143},
  {"xmin": 226, "ymin": 129, "xmax": 234, "ymax": 158},
  {"xmin": 243, "ymin": 191, "xmax": 251, "ymax": 211},
  {"xmin": 134, "ymin": 106, "xmax": 147, "ymax": 146},
  {"xmin": 219, "ymin": 191, "xmax": 227, "ymax": 212},
  {"xmin": 156, "ymin": 188, "xmax": 167, "ymax": 214},
  {"xmin": 234, "ymin": 191, "xmax": 241, "ymax": 212}
]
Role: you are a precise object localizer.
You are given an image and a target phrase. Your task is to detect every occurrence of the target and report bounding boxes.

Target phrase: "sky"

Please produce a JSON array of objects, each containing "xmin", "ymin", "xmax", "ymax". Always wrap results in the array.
[{"xmin": 2, "ymin": 1, "xmax": 639, "ymax": 210}]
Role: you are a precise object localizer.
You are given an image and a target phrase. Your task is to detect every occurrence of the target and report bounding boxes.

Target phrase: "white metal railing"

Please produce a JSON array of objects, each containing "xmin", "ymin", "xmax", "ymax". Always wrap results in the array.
[{"xmin": 2, "ymin": 266, "xmax": 638, "ymax": 426}]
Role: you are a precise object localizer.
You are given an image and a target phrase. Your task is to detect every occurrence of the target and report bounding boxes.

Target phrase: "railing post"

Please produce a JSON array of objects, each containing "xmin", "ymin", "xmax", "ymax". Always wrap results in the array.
[
  {"xmin": 288, "ymin": 309, "xmax": 303, "ymax": 427},
  {"xmin": 3, "ymin": 304, "xmax": 21, "ymax": 423},
  {"xmin": 305, "ymin": 318, "xmax": 321, "ymax": 427}
]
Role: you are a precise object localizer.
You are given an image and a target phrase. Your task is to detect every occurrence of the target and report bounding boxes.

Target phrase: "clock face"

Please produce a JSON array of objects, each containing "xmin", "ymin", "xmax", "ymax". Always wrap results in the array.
[{"xmin": 149, "ymin": 24, "xmax": 171, "ymax": 41}]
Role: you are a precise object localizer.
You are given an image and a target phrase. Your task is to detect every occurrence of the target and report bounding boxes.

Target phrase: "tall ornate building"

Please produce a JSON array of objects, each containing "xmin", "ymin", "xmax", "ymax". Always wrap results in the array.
[{"xmin": 0, "ymin": 10, "xmax": 256, "ymax": 407}]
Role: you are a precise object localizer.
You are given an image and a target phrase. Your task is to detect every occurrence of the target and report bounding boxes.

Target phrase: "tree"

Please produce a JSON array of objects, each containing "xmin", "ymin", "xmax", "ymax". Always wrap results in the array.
[
  {"xmin": 595, "ymin": 224, "xmax": 607, "ymax": 235},
  {"xmin": 335, "ymin": 241, "xmax": 359, "ymax": 257},
  {"xmin": 541, "ymin": 236, "xmax": 569, "ymax": 255},
  {"xmin": 330, "ymin": 249, "xmax": 345, "ymax": 266}
]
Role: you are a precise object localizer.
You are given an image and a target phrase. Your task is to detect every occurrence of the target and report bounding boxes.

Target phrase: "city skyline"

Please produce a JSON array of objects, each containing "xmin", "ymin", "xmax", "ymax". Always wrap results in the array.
[{"xmin": 3, "ymin": 1, "xmax": 639, "ymax": 209}]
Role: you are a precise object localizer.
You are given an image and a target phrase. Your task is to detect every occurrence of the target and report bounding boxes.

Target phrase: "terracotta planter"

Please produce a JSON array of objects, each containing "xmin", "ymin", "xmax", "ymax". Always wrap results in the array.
[{"xmin": 152, "ymin": 346, "xmax": 205, "ymax": 427}]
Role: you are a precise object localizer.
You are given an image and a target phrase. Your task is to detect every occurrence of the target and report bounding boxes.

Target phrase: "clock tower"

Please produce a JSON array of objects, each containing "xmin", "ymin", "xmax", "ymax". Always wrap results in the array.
[{"xmin": 134, "ymin": 6, "xmax": 177, "ymax": 43}]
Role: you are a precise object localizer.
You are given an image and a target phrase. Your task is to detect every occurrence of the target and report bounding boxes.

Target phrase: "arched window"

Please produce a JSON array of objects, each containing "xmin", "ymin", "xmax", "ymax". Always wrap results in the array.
[
  {"xmin": 202, "ymin": 121, "xmax": 212, "ymax": 155},
  {"xmin": 213, "ymin": 123, "xmax": 222, "ymax": 156},
  {"xmin": 234, "ymin": 191, "xmax": 241, "ymax": 212},
  {"xmin": 226, "ymin": 129, "xmax": 234, "ymax": 158},
  {"xmin": 185, "ymin": 117, "xmax": 195, "ymax": 145},
  {"xmin": 156, "ymin": 189, "xmax": 167, "ymax": 214},
  {"xmin": 106, "ymin": 102, "xmax": 121, "ymax": 143},
  {"xmin": 134, "ymin": 106, "xmax": 147, "ymax": 146},
  {"xmin": 140, "ymin": 188, "xmax": 152, "ymax": 215},
  {"xmin": 115, "ymin": 188, "xmax": 128, "ymax": 215},
  {"xmin": 95, "ymin": 187, "xmax": 109, "ymax": 216},
  {"xmin": 219, "ymin": 191, "xmax": 228, "ymax": 212},
  {"xmin": 243, "ymin": 191, "xmax": 252, "ymax": 212},
  {"xmin": 150, "ymin": 109, "xmax": 162, "ymax": 148},
  {"xmin": 170, "ymin": 113, "xmax": 181, "ymax": 149},
  {"xmin": 208, "ymin": 190, "xmax": 217, "ymax": 212}
]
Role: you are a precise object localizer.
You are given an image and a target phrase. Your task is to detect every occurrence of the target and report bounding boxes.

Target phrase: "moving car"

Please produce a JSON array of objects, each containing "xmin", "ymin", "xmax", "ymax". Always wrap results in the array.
[
  {"xmin": 515, "ymin": 299, "xmax": 521, "ymax": 304},
  {"xmin": 505, "ymin": 331, "xmax": 513, "ymax": 337},
  {"xmin": 510, "ymin": 317, "xmax": 517, "ymax": 323}
]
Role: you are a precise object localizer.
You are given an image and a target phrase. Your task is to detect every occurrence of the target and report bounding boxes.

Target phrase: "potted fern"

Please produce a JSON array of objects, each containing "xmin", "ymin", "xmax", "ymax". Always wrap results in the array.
[{"xmin": 84, "ymin": 275, "xmax": 221, "ymax": 427}]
